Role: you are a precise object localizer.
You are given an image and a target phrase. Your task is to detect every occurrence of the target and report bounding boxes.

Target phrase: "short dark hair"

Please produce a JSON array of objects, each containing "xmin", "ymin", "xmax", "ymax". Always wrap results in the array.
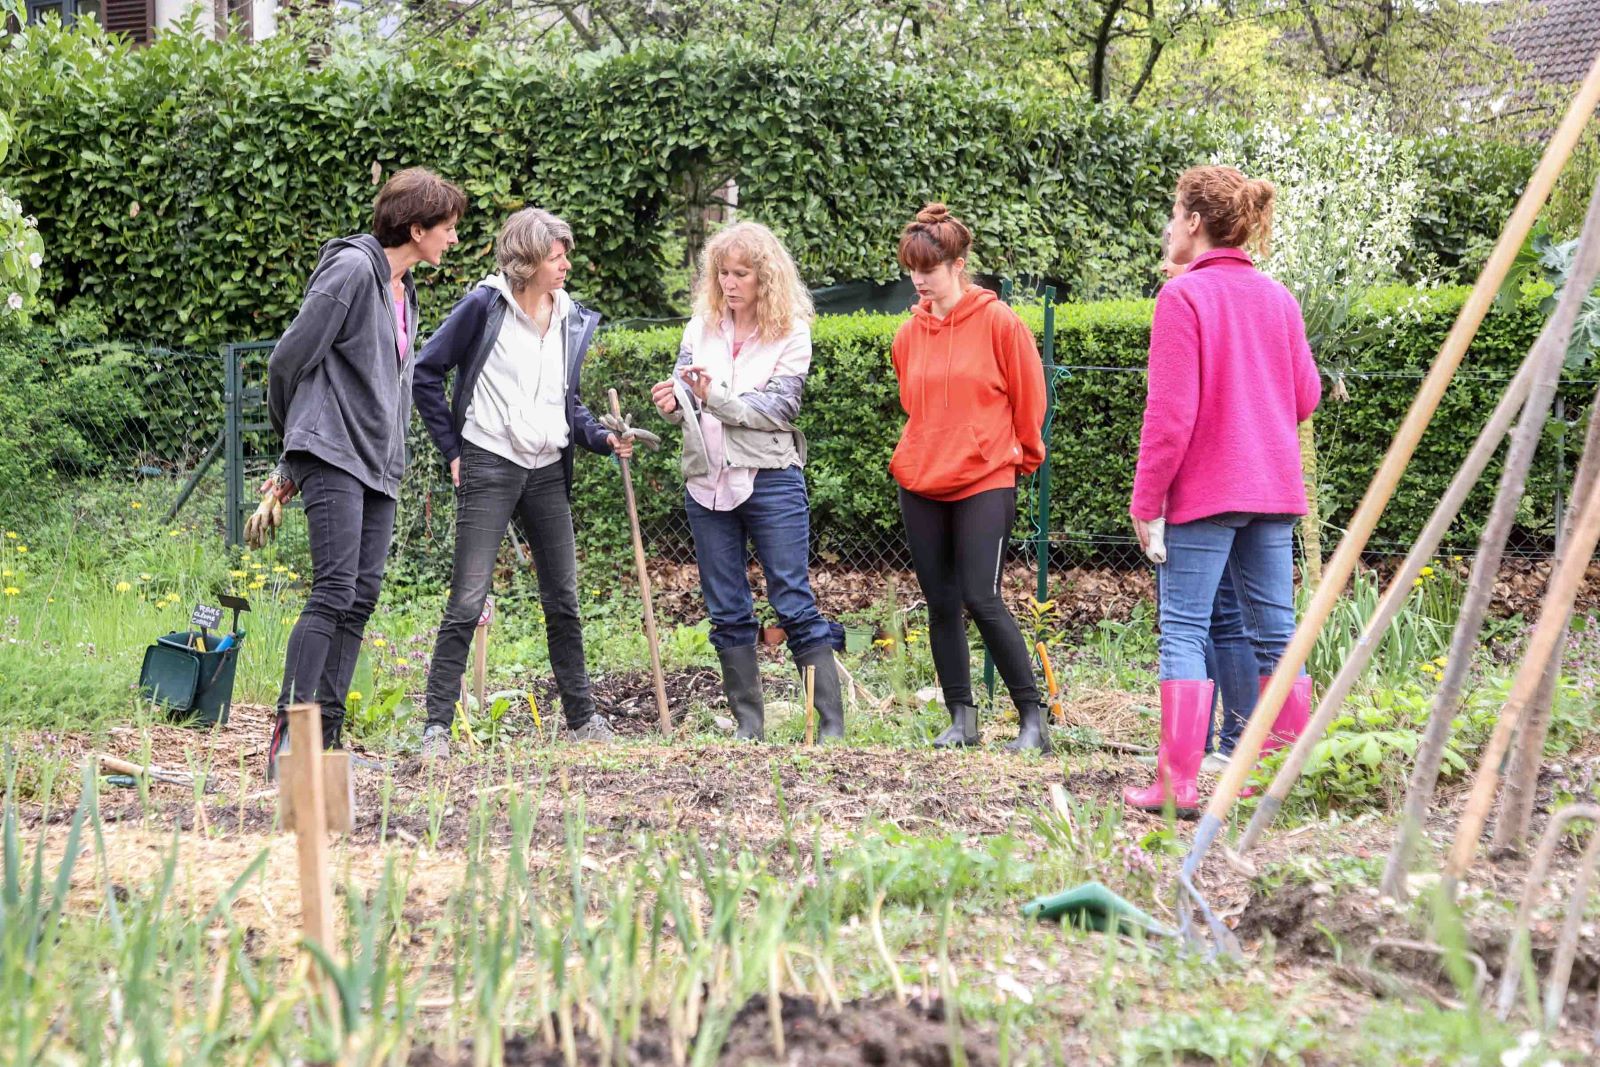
[{"xmin": 371, "ymin": 168, "xmax": 467, "ymax": 248}]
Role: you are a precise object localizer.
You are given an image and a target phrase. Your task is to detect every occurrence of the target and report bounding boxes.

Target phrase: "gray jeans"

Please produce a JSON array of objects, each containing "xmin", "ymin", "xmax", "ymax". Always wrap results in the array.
[
  {"xmin": 276, "ymin": 452, "xmax": 397, "ymax": 747},
  {"xmin": 425, "ymin": 441, "xmax": 595, "ymax": 729}
]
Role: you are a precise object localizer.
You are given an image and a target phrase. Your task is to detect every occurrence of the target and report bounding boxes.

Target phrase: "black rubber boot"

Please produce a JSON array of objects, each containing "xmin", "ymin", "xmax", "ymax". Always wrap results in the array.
[
  {"xmin": 932, "ymin": 703, "xmax": 979, "ymax": 748},
  {"xmin": 794, "ymin": 645, "xmax": 845, "ymax": 741},
  {"xmin": 718, "ymin": 645, "xmax": 765, "ymax": 740},
  {"xmin": 321, "ymin": 711, "xmax": 343, "ymax": 753},
  {"xmin": 1003, "ymin": 701, "xmax": 1053, "ymax": 754}
]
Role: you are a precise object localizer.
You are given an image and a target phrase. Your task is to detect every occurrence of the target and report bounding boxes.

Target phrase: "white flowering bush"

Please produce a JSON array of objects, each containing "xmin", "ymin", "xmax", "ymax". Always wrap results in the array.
[
  {"xmin": 0, "ymin": 110, "xmax": 44, "ymax": 331},
  {"xmin": 1215, "ymin": 101, "xmax": 1425, "ymax": 356}
]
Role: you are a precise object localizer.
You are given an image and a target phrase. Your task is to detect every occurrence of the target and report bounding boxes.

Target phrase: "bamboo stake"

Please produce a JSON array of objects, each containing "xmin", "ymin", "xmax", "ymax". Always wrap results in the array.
[
  {"xmin": 473, "ymin": 597, "xmax": 491, "ymax": 729},
  {"xmin": 1180, "ymin": 54, "xmax": 1600, "ymax": 946},
  {"xmin": 1241, "ymin": 167, "xmax": 1600, "ymax": 861},
  {"xmin": 1382, "ymin": 171, "xmax": 1600, "ymax": 895},
  {"xmin": 1492, "ymin": 632, "xmax": 1570, "ymax": 855},
  {"xmin": 608, "ymin": 388, "xmax": 671, "ymax": 734},
  {"xmin": 1443, "ymin": 426, "xmax": 1600, "ymax": 892}
]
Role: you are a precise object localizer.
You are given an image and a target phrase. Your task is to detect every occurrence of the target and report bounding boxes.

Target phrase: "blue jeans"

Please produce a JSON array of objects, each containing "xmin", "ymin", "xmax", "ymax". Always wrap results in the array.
[
  {"xmin": 1204, "ymin": 569, "xmax": 1261, "ymax": 755},
  {"xmin": 685, "ymin": 466, "xmax": 831, "ymax": 655},
  {"xmin": 1159, "ymin": 515, "xmax": 1299, "ymax": 692}
]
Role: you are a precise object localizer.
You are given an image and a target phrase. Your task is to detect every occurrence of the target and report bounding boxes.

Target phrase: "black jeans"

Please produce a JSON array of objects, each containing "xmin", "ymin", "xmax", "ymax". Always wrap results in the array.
[
  {"xmin": 899, "ymin": 486, "xmax": 1039, "ymax": 708},
  {"xmin": 425, "ymin": 442, "xmax": 595, "ymax": 729},
  {"xmin": 276, "ymin": 452, "xmax": 398, "ymax": 745}
]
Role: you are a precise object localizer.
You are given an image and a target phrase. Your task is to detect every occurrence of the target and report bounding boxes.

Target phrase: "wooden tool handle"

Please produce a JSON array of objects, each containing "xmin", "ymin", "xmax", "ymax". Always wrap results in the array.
[{"xmin": 609, "ymin": 387, "xmax": 672, "ymax": 734}]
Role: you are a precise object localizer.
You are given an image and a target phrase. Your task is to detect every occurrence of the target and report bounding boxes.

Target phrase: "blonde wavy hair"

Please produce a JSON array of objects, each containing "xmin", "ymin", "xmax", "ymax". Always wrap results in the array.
[{"xmin": 692, "ymin": 222, "xmax": 813, "ymax": 342}]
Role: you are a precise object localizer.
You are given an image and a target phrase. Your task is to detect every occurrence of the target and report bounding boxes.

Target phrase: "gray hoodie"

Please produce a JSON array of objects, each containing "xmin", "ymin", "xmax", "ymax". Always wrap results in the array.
[{"xmin": 267, "ymin": 234, "xmax": 419, "ymax": 499}]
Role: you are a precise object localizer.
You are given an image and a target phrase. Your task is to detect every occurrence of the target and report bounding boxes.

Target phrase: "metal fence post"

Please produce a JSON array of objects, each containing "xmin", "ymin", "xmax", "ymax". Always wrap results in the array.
[
  {"xmin": 223, "ymin": 344, "xmax": 243, "ymax": 548},
  {"xmin": 1037, "ymin": 287, "xmax": 1056, "ymax": 604}
]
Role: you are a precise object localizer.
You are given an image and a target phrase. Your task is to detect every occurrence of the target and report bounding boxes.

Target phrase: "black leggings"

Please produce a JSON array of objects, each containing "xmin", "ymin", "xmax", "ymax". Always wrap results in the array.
[{"xmin": 899, "ymin": 486, "xmax": 1038, "ymax": 708}]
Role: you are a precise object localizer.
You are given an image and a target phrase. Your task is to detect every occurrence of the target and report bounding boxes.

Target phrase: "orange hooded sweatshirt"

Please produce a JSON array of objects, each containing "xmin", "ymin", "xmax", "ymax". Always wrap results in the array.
[{"xmin": 889, "ymin": 287, "xmax": 1047, "ymax": 501}]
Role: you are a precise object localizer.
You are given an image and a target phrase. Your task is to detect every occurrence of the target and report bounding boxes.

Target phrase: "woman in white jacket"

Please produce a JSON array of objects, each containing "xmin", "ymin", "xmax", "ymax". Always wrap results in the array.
[{"xmin": 650, "ymin": 222, "xmax": 843, "ymax": 742}]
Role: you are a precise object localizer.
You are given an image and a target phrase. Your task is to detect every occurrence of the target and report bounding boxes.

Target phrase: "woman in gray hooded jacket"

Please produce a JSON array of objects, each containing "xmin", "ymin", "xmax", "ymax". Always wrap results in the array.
[{"xmin": 264, "ymin": 167, "xmax": 466, "ymax": 779}]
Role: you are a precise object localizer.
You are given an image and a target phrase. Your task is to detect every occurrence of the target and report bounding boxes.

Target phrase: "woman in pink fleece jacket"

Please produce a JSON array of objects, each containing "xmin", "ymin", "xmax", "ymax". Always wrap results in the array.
[{"xmin": 1124, "ymin": 165, "xmax": 1322, "ymax": 815}]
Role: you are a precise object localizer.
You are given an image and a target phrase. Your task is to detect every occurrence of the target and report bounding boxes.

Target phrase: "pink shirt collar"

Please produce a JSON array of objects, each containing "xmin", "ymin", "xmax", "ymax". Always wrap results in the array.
[{"xmin": 1187, "ymin": 247, "xmax": 1254, "ymax": 272}]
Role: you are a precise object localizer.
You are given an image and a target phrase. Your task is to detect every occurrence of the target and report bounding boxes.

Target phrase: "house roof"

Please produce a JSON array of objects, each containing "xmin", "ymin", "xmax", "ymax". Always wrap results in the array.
[{"xmin": 1501, "ymin": 0, "xmax": 1600, "ymax": 85}]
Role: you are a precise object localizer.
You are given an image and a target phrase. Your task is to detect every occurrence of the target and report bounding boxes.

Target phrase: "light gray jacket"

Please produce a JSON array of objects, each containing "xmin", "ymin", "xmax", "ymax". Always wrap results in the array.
[{"xmin": 663, "ymin": 316, "xmax": 810, "ymax": 480}]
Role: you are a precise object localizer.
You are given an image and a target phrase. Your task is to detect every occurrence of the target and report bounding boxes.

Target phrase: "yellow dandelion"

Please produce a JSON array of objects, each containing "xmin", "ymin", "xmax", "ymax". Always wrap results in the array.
[
  {"xmin": 347, "ymin": 691, "xmax": 364, "ymax": 703},
  {"xmin": 230, "ymin": 570, "xmax": 247, "ymax": 579},
  {"xmin": 139, "ymin": 573, "xmax": 151, "ymax": 581},
  {"xmin": 1433, "ymin": 656, "xmax": 1448, "ymax": 668},
  {"xmin": 1419, "ymin": 566, "xmax": 1434, "ymax": 578},
  {"xmin": 167, "ymin": 530, "xmax": 180, "ymax": 538},
  {"xmin": 1451, "ymin": 555, "xmax": 1462, "ymax": 563},
  {"xmin": 1413, "ymin": 577, "xmax": 1424, "ymax": 587},
  {"xmin": 1419, "ymin": 662, "xmax": 1437, "ymax": 674},
  {"xmin": 248, "ymin": 580, "xmax": 265, "ymax": 590},
  {"xmin": 16, "ymin": 546, "xmax": 27, "ymax": 554},
  {"xmin": 2, "ymin": 587, "xmax": 17, "ymax": 597},
  {"xmin": 287, "ymin": 572, "xmax": 299, "ymax": 581},
  {"xmin": 272, "ymin": 565, "xmax": 287, "ymax": 574},
  {"xmin": 371, "ymin": 638, "xmax": 387, "ymax": 649},
  {"xmin": 46, "ymin": 597, "xmax": 54, "ymax": 604},
  {"xmin": 114, "ymin": 581, "xmax": 131, "ymax": 593},
  {"xmin": 873, "ymin": 637, "xmax": 895, "ymax": 648},
  {"xmin": 4, "ymin": 532, "xmax": 16, "ymax": 540},
  {"xmin": 1, "ymin": 570, "xmax": 10, "ymax": 578},
  {"xmin": 130, "ymin": 501, "xmax": 143, "ymax": 510}
]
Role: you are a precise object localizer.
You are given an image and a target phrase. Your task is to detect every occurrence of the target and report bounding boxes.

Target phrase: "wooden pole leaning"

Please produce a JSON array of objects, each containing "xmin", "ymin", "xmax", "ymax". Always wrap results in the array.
[
  {"xmin": 1175, "ymin": 50, "xmax": 1600, "ymax": 951},
  {"xmin": 608, "ymin": 388, "xmax": 671, "ymax": 735}
]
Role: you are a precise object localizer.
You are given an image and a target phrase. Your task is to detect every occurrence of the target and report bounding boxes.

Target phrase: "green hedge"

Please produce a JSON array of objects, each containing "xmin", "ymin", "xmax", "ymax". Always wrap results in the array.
[
  {"xmin": 2, "ymin": 25, "xmax": 1205, "ymax": 347},
  {"xmin": 0, "ymin": 288, "xmax": 1574, "ymax": 579}
]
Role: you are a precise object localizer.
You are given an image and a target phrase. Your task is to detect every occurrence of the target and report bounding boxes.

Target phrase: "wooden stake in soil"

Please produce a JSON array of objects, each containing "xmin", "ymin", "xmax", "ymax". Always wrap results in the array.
[
  {"xmin": 609, "ymin": 388, "xmax": 671, "ymax": 735},
  {"xmin": 281, "ymin": 702, "xmax": 335, "ymax": 976},
  {"xmin": 473, "ymin": 596, "xmax": 491, "ymax": 728},
  {"xmin": 1178, "ymin": 53, "xmax": 1600, "ymax": 948},
  {"xmin": 804, "ymin": 665, "xmax": 816, "ymax": 746}
]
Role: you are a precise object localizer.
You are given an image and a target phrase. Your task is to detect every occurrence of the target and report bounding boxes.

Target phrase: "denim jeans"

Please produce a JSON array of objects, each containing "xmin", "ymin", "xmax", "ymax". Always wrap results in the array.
[
  {"xmin": 276, "ymin": 452, "xmax": 397, "ymax": 745},
  {"xmin": 1159, "ymin": 514, "xmax": 1299, "ymax": 689},
  {"xmin": 685, "ymin": 466, "xmax": 831, "ymax": 654},
  {"xmin": 424, "ymin": 442, "xmax": 595, "ymax": 729},
  {"xmin": 1204, "ymin": 568, "xmax": 1261, "ymax": 755}
]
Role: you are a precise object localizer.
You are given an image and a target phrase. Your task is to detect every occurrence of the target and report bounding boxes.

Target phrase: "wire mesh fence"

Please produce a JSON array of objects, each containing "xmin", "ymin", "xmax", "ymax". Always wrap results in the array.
[{"xmin": 1, "ymin": 331, "xmax": 1590, "ymax": 604}]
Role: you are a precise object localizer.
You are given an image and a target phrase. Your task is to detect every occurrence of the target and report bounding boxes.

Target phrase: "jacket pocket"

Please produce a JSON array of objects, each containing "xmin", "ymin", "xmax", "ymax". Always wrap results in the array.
[{"xmin": 890, "ymin": 423, "xmax": 991, "ymax": 495}]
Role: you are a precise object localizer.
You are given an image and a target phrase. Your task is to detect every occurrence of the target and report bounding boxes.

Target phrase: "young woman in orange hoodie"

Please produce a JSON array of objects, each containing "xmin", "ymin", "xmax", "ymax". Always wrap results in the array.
[{"xmin": 889, "ymin": 204, "xmax": 1050, "ymax": 753}]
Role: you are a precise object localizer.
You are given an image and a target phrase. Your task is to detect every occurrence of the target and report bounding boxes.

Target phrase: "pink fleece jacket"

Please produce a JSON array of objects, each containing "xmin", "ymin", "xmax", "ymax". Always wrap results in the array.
[{"xmin": 1130, "ymin": 247, "xmax": 1321, "ymax": 524}]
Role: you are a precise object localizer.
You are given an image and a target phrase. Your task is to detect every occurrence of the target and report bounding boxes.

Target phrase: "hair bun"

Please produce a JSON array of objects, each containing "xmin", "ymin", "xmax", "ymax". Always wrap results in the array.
[{"xmin": 916, "ymin": 202, "xmax": 951, "ymax": 225}]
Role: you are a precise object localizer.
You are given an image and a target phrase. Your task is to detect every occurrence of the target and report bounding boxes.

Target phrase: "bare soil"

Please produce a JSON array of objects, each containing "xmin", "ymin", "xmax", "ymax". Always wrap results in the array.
[{"xmin": 410, "ymin": 994, "xmax": 998, "ymax": 1067}]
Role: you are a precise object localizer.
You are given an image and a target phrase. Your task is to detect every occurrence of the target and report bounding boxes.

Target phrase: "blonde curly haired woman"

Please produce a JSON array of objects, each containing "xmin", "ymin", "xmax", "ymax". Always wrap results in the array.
[{"xmin": 650, "ymin": 222, "xmax": 843, "ymax": 742}]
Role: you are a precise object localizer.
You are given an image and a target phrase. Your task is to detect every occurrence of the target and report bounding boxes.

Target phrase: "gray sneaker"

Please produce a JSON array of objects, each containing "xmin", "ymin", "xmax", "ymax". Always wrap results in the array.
[
  {"xmin": 568, "ymin": 715, "xmax": 617, "ymax": 743},
  {"xmin": 420, "ymin": 723, "xmax": 450, "ymax": 760},
  {"xmin": 1201, "ymin": 751, "xmax": 1232, "ymax": 775}
]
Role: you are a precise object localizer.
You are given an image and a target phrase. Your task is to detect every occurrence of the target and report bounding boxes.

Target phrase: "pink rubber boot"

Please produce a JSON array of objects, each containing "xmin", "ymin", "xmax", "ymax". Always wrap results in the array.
[
  {"xmin": 1259, "ymin": 674, "xmax": 1313, "ymax": 755},
  {"xmin": 1123, "ymin": 679, "xmax": 1213, "ymax": 817}
]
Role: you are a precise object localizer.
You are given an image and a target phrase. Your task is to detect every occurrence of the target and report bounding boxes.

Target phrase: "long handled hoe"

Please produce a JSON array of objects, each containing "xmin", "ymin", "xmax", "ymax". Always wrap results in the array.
[
  {"xmin": 1174, "ymin": 52, "xmax": 1600, "ymax": 954},
  {"xmin": 1235, "ymin": 168, "xmax": 1600, "ymax": 861},
  {"xmin": 609, "ymin": 389, "xmax": 672, "ymax": 735}
]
